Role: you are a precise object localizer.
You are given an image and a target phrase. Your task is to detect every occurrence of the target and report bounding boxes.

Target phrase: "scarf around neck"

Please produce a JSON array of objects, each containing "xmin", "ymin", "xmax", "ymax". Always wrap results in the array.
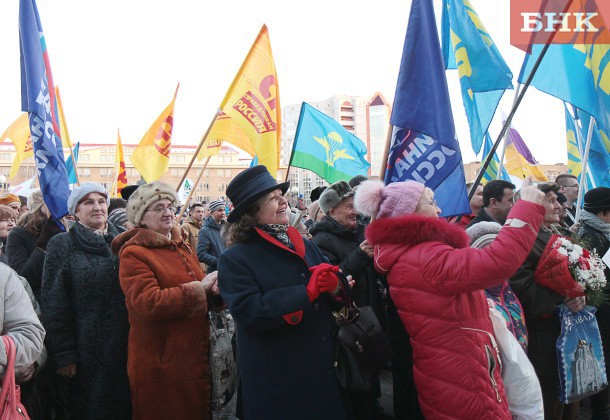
[
  {"xmin": 257, "ymin": 223, "xmax": 293, "ymax": 249},
  {"xmin": 580, "ymin": 210, "xmax": 610, "ymax": 242}
]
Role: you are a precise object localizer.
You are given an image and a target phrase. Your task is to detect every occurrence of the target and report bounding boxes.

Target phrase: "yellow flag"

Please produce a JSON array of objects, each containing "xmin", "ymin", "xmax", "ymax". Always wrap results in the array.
[
  {"xmin": 220, "ymin": 25, "xmax": 280, "ymax": 176},
  {"xmin": 504, "ymin": 143, "xmax": 549, "ymax": 182},
  {"xmin": 114, "ymin": 130, "xmax": 128, "ymax": 198},
  {"xmin": 1, "ymin": 114, "xmax": 33, "ymax": 179},
  {"xmin": 197, "ymin": 111, "xmax": 256, "ymax": 160},
  {"xmin": 131, "ymin": 85, "xmax": 179, "ymax": 182},
  {"xmin": 55, "ymin": 86, "xmax": 74, "ymax": 149}
]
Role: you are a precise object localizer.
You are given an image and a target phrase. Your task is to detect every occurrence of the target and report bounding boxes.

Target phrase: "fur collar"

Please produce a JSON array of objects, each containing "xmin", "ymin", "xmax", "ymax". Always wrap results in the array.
[
  {"xmin": 366, "ymin": 214, "xmax": 470, "ymax": 250},
  {"xmin": 112, "ymin": 226, "xmax": 188, "ymax": 255}
]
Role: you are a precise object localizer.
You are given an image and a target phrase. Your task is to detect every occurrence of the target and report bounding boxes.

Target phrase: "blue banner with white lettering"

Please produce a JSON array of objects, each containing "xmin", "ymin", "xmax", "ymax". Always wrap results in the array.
[
  {"xmin": 386, "ymin": 0, "xmax": 470, "ymax": 217},
  {"xmin": 19, "ymin": 0, "xmax": 70, "ymax": 222}
]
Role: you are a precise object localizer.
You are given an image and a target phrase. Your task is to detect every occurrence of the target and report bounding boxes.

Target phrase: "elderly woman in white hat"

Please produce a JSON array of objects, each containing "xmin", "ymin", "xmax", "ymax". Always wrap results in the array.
[
  {"xmin": 41, "ymin": 182, "xmax": 132, "ymax": 419},
  {"xmin": 112, "ymin": 181, "xmax": 222, "ymax": 419}
]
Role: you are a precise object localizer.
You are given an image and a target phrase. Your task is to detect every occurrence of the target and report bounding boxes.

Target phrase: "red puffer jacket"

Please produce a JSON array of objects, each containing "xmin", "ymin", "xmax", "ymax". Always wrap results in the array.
[{"xmin": 366, "ymin": 201, "xmax": 544, "ymax": 419}]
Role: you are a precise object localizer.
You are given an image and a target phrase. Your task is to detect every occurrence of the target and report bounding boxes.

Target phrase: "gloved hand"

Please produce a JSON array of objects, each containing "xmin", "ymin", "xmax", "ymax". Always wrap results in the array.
[
  {"xmin": 309, "ymin": 263, "xmax": 340, "ymax": 294},
  {"xmin": 35, "ymin": 218, "xmax": 61, "ymax": 251},
  {"xmin": 306, "ymin": 276, "xmax": 320, "ymax": 302}
]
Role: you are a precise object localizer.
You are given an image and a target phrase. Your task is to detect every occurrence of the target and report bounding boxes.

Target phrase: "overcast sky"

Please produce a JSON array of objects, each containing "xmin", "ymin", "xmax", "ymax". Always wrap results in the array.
[{"xmin": 0, "ymin": 0, "xmax": 566, "ymax": 165}]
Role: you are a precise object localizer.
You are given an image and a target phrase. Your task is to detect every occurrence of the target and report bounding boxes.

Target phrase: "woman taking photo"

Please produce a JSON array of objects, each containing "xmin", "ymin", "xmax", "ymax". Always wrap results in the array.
[
  {"xmin": 354, "ymin": 177, "xmax": 545, "ymax": 419},
  {"xmin": 112, "ymin": 181, "xmax": 222, "ymax": 420},
  {"xmin": 218, "ymin": 165, "xmax": 349, "ymax": 419},
  {"xmin": 42, "ymin": 182, "xmax": 131, "ymax": 419}
]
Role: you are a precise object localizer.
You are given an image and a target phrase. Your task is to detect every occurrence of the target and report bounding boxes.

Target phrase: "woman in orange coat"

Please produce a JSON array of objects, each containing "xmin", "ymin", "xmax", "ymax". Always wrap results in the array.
[{"xmin": 112, "ymin": 181, "xmax": 223, "ymax": 419}]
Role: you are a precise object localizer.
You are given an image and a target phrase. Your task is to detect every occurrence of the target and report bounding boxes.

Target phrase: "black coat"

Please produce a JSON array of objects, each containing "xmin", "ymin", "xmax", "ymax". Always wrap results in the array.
[
  {"xmin": 218, "ymin": 226, "xmax": 347, "ymax": 420},
  {"xmin": 310, "ymin": 216, "xmax": 384, "ymax": 319},
  {"xmin": 466, "ymin": 207, "xmax": 499, "ymax": 229},
  {"xmin": 42, "ymin": 222, "xmax": 131, "ymax": 419},
  {"xmin": 6, "ymin": 226, "xmax": 43, "ymax": 301}
]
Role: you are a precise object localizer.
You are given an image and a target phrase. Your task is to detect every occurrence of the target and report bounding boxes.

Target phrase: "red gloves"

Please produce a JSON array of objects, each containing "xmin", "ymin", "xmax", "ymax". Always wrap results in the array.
[
  {"xmin": 306, "ymin": 276, "xmax": 320, "ymax": 302},
  {"xmin": 308, "ymin": 263, "xmax": 340, "ymax": 301}
]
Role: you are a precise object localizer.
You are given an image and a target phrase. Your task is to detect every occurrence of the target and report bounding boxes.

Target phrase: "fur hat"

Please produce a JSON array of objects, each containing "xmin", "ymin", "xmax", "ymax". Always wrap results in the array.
[
  {"xmin": 465, "ymin": 221, "xmax": 502, "ymax": 248},
  {"xmin": 355, "ymin": 180, "xmax": 425, "ymax": 219},
  {"xmin": 108, "ymin": 208, "xmax": 128, "ymax": 228},
  {"xmin": 208, "ymin": 199, "xmax": 225, "ymax": 213},
  {"xmin": 348, "ymin": 175, "xmax": 368, "ymax": 189},
  {"xmin": 226, "ymin": 165, "xmax": 290, "ymax": 223},
  {"xmin": 319, "ymin": 181, "xmax": 354, "ymax": 214},
  {"xmin": 0, "ymin": 194, "xmax": 20, "ymax": 206},
  {"xmin": 584, "ymin": 187, "xmax": 610, "ymax": 214},
  {"xmin": 127, "ymin": 181, "xmax": 177, "ymax": 226},
  {"xmin": 27, "ymin": 189, "xmax": 45, "ymax": 214},
  {"xmin": 68, "ymin": 182, "xmax": 109, "ymax": 215}
]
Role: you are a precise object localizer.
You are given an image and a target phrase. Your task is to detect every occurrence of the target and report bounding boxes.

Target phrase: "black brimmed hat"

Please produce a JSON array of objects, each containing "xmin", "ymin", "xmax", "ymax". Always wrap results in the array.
[{"xmin": 226, "ymin": 165, "xmax": 290, "ymax": 223}]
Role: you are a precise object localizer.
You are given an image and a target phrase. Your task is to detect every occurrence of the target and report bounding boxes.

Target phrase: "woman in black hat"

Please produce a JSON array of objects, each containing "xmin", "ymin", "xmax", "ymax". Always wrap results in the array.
[{"xmin": 218, "ymin": 165, "xmax": 349, "ymax": 419}]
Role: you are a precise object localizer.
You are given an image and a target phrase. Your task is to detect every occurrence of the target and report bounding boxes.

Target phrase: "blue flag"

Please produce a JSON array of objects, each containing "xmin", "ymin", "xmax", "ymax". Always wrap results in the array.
[
  {"xmin": 290, "ymin": 103, "xmax": 370, "ymax": 184},
  {"xmin": 480, "ymin": 132, "xmax": 509, "ymax": 184},
  {"xmin": 441, "ymin": 0, "xmax": 512, "ymax": 154},
  {"xmin": 65, "ymin": 142, "xmax": 80, "ymax": 184},
  {"xmin": 519, "ymin": 43, "xmax": 610, "ymax": 136},
  {"xmin": 385, "ymin": 0, "xmax": 470, "ymax": 218},
  {"xmin": 575, "ymin": 108, "xmax": 610, "ymax": 188},
  {"xmin": 19, "ymin": 0, "xmax": 70, "ymax": 221}
]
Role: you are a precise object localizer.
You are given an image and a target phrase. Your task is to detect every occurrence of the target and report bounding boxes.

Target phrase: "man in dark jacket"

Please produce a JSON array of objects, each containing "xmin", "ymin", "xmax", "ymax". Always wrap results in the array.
[
  {"xmin": 467, "ymin": 179, "xmax": 515, "ymax": 228},
  {"xmin": 197, "ymin": 199, "xmax": 226, "ymax": 273},
  {"xmin": 310, "ymin": 180, "xmax": 385, "ymax": 419},
  {"xmin": 577, "ymin": 187, "xmax": 610, "ymax": 418}
]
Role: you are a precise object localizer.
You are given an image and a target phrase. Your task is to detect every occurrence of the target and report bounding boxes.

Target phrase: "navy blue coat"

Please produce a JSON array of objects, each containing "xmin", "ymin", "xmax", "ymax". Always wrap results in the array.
[{"xmin": 218, "ymin": 226, "xmax": 347, "ymax": 420}]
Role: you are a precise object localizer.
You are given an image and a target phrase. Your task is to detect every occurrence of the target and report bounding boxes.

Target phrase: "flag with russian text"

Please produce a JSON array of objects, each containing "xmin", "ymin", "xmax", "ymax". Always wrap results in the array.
[
  {"xmin": 65, "ymin": 142, "xmax": 79, "ymax": 185},
  {"xmin": 131, "ymin": 84, "xmax": 179, "ymax": 182},
  {"xmin": 480, "ymin": 132, "xmax": 509, "ymax": 184},
  {"xmin": 197, "ymin": 111, "xmax": 256, "ymax": 160},
  {"xmin": 220, "ymin": 25, "xmax": 281, "ymax": 176},
  {"xmin": 19, "ymin": 0, "xmax": 70, "ymax": 221},
  {"xmin": 504, "ymin": 127, "xmax": 548, "ymax": 182},
  {"xmin": 290, "ymin": 103, "xmax": 370, "ymax": 183},
  {"xmin": 442, "ymin": 0, "xmax": 512, "ymax": 154},
  {"xmin": 115, "ymin": 130, "xmax": 128, "ymax": 197},
  {"xmin": 385, "ymin": 0, "xmax": 470, "ymax": 217}
]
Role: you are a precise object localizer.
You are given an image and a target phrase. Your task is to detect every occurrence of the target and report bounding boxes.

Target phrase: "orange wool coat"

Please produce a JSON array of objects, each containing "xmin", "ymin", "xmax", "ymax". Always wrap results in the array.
[{"xmin": 112, "ymin": 227, "xmax": 218, "ymax": 420}]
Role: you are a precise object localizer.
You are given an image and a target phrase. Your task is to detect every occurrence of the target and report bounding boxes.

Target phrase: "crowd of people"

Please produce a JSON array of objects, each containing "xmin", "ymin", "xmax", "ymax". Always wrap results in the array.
[{"xmin": 0, "ymin": 166, "xmax": 608, "ymax": 419}]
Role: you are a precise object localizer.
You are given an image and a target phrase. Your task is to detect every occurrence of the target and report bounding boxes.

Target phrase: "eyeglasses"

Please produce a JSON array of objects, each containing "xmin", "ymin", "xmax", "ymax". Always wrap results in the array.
[
  {"xmin": 147, "ymin": 206, "xmax": 177, "ymax": 214},
  {"xmin": 426, "ymin": 200, "xmax": 438, "ymax": 207},
  {"xmin": 564, "ymin": 184, "xmax": 579, "ymax": 189}
]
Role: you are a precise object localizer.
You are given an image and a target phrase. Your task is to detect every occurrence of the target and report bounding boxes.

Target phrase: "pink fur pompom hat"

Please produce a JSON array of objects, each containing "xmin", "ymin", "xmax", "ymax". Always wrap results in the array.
[{"xmin": 354, "ymin": 180, "xmax": 425, "ymax": 219}]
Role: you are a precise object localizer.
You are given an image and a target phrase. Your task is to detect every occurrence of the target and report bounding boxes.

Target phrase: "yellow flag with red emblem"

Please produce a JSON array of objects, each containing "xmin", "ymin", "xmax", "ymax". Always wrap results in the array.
[
  {"xmin": 220, "ymin": 25, "xmax": 280, "ymax": 176},
  {"xmin": 0, "ymin": 114, "xmax": 33, "ymax": 179},
  {"xmin": 114, "ymin": 129, "xmax": 128, "ymax": 197},
  {"xmin": 197, "ymin": 111, "xmax": 256, "ymax": 160},
  {"xmin": 131, "ymin": 85, "xmax": 179, "ymax": 182}
]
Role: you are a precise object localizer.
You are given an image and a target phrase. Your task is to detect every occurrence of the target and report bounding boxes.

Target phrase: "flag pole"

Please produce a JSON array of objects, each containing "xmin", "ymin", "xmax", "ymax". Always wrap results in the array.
[
  {"xmin": 570, "ymin": 107, "xmax": 596, "ymax": 189},
  {"xmin": 284, "ymin": 102, "xmax": 308, "ymax": 183},
  {"xmin": 378, "ymin": 126, "xmax": 393, "ymax": 180},
  {"xmin": 55, "ymin": 87, "xmax": 80, "ymax": 186},
  {"xmin": 175, "ymin": 156, "xmax": 212, "ymax": 226},
  {"xmin": 496, "ymin": 83, "xmax": 522, "ymax": 178},
  {"xmin": 574, "ymin": 116, "xmax": 595, "ymax": 224},
  {"xmin": 176, "ymin": 110, "xmax": 220, "ymax": 193}
]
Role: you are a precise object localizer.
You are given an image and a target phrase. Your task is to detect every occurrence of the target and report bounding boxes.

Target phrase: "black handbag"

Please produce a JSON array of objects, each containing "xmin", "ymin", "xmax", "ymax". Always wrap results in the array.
[{"xmin": 334, "ymin": 302, "xmax": 390, "ymax": 392}]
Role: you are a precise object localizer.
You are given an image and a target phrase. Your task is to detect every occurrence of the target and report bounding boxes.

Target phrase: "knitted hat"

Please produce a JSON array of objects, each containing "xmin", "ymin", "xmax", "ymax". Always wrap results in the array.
[
  {"xmin": 355, "ymin": 180, "xmax": 425, "ymax": 219},
  {"xmin": 307, "ymin": 200, "xmax": 323, "ymax": 223},
  {"xmin": 67, "ymin": 182, "xmax": 109, "ymax": 215},
  {"xmin": 584, "ymin": 187, "xmax": 610, "ymax": 213},
  {"xmin": 0, "ymin": 194, "xmax": 20, "ymax": 206},
  {"xmin": 319, "ymin": 181, "xmax": 354, "ymax": 214},
  {"xmin": 27, "ymin": 189, "xmax": 45, "ymax": 214},
  {"xmin": 465, "ymin": 221, "xmax": 502, "ymax": 248},
  {"xmin": 126, "ymin": 181, "xmax": 177, "ymax": 226},
  {"xmin": 208, "ymin": 199, "xmax": 225, "ymax": 213},
  {"xmin": 108, "ymin": 208, "xmax": 128, "ymax": 228}
]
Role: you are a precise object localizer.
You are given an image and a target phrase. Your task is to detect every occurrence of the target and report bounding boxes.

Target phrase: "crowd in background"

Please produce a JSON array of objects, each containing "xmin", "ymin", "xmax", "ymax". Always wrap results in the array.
[{"xmin": 0, "ymin": 168, "xmax": 608, "ymax": 419}]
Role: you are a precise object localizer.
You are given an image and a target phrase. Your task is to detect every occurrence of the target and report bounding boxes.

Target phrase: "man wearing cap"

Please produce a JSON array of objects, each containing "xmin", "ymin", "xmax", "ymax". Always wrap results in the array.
[
  {"xmin": 577, "ymin": 188, "xmax": 610, "ymax": 417},
  {"xmin": 181, "ymin": 203, "xmax": 205, "ymax": 250},
  {"xmin": 197, "ymin": 199, "xmax": 226, "ymax": 273}
]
